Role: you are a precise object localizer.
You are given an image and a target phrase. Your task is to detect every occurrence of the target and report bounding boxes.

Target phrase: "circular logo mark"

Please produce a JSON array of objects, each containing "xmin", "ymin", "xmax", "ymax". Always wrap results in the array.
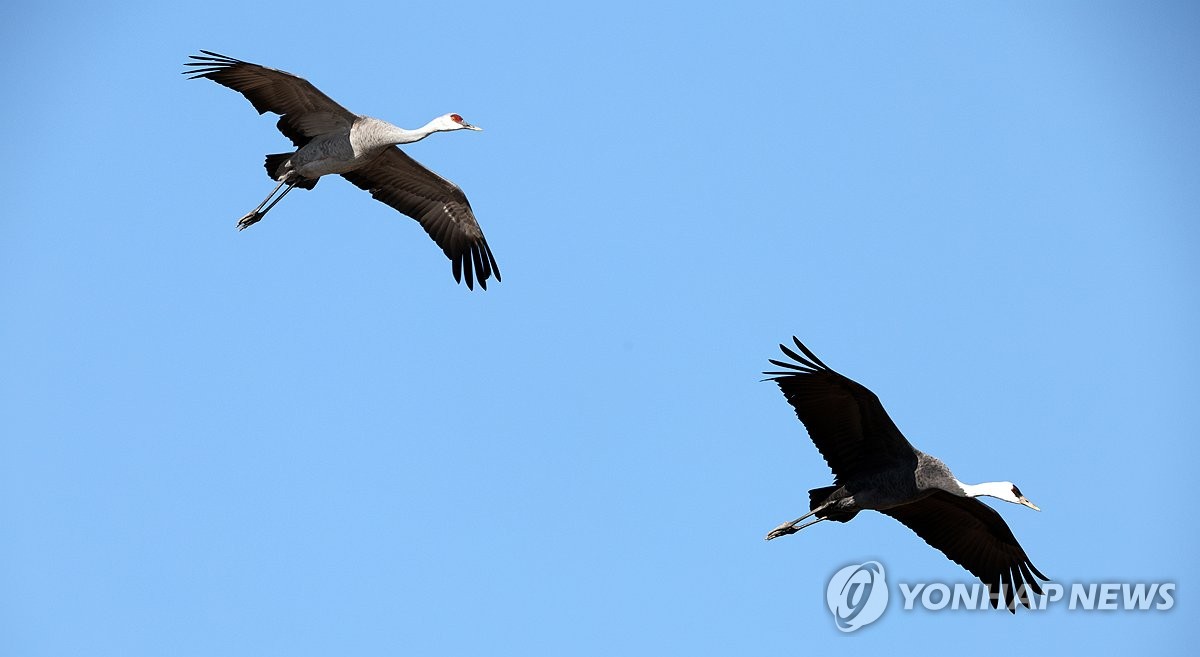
[{"xmin": 826, "ymin": 561, "xmax": 889, "ymax": 632}]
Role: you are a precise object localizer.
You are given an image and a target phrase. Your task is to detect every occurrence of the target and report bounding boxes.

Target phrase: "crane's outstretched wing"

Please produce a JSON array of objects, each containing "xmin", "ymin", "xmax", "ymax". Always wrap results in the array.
[
  {"xmin": 340, "ymin": 149, "xmax": 500, "ymax": 290},
  {"xmin": 184, "ymin": 50, "xmax": 356, "ymax": 147},
  {"xmin": 763, "ymin": 338, "xmax": 917, "ymax": 483},
  {"xmin": 882, "ymin": 491, "xmax": 1048, "ymax": 612}
]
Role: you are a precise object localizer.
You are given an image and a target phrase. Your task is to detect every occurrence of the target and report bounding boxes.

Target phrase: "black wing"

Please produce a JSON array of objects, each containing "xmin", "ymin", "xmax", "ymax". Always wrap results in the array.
[
  {"xmin": 882, "ymin": 491, "xmax": 1048, "ymax": 612},
  {"xmin": 183, "ymin": 50, "xmax": 357, "ymax": 148},
  {"xmin": 340, "ymin": 149, "xmax": 500, "ymax": 290},
  {"xmin": 763, "ymin": 338, "xmax": 917, "ymax": 484}
]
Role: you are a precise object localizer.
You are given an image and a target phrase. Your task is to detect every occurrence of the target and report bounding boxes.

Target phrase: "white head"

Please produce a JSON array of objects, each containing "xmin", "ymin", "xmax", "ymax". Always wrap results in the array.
[
  {"xmin": 960, "ymin": 481, "xmax": 1041, "ymax": 511},
  {"xmin": 432, "ymin": 113, "xmax": 482, "ymax": 132}
]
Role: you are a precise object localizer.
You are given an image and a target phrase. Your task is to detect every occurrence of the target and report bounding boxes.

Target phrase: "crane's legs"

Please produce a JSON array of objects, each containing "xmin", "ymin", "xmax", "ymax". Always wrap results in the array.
[
  {"xmin": 765, "ymin": 505, "xmax": 831, "ymax": 540},
  {"xmin": 237, "ymin": 180, "xmax": 296, "ymax": 231},
  {"xmin": 765, "ymin": 517, "xmax": 826, "ymax": 540}
]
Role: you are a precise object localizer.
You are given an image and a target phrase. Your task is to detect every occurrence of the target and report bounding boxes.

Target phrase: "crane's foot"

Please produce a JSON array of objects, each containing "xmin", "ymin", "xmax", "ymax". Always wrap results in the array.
[
  {"xmin": 237, "ymin": 211, "xmax": 264, "ymax": 231},
  {"xmin": 765, "ymin": 522, "xmax": 799, "ymax": 541}
]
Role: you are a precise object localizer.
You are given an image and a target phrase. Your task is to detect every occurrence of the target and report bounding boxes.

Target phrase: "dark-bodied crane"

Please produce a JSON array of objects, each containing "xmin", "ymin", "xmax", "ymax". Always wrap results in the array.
[
  {"xmin": 184, "ymin": 51, "xmax": 499, "ymax": 290},
  {"xmin": 763, "ymin": 338, "xmax": 1047, "ymax": 611}
]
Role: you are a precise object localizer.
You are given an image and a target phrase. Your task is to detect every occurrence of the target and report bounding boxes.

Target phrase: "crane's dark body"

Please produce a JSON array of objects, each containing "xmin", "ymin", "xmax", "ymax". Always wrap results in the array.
[
  {"xmin": 805, "ymin": 450, "xmax": 956, "ymax": 520},
  {"xmin": 764, "ymin": 338, "xmax": 1047, "ymax": 612},
  {"xmin": 184, "ymin": 51, "xmax": 499, "ymax": 290}
]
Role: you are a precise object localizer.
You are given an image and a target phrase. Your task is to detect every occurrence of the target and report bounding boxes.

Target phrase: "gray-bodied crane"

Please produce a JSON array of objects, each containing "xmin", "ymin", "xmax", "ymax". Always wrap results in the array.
[{"xmin": 185, "ymin": 51, "xmax": 499, "ymax": 290}]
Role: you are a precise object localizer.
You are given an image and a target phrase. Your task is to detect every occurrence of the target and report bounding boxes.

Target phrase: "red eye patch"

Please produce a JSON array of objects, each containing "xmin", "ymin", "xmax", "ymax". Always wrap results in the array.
[{"xmin": 450, "ymin": 114, "xmax": 463, "ymax": 123}]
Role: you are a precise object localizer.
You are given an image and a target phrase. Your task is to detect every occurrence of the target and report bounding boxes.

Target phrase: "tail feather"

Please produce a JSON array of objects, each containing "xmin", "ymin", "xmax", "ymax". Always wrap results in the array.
[
  {"xmin": 808, "ymin": 485, "xmax": 858, "ymax": 523},
  {"xmin": 808, "ymin": 485, "xmax": 838, "ymax": 510},
  {"xmin": 263, "ymin": 153, "xmax": 317, "ymax": 190}
]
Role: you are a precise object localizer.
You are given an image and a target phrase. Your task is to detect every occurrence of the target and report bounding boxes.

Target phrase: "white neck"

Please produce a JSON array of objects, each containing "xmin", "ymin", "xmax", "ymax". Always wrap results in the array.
[
  {"xmin": 952, "ymin": 478, "xmax": 1038, "ymax": 511},
  {"xmin": 377, "ymin": 117, "xmax": 445, "ymax": 145},
  {"xmin": 352, "ymin": 116, "xmax": 445, "ymax": 147},
  {"xmin": 954, "ymin": 479, "xmax": 1013, "ymax": 500}
]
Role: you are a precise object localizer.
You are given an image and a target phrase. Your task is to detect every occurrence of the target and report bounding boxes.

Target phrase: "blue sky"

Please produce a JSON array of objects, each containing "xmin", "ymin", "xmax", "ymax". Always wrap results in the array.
[{"xmin": 2, "ymin": 0, "xmax": 1197, "ymax": 654}]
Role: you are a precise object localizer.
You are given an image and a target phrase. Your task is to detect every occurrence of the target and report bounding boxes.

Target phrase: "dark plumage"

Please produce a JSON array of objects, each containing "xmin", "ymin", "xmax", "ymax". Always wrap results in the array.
[{"xmin": 764, "ymin": 337, "xmax": 1047, "ymax": 611}]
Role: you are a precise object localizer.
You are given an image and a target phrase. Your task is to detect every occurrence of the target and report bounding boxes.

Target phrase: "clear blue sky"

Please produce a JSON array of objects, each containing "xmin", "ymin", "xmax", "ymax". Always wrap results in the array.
[{"xmin": 2, "ymin": 1, "xmax": 1197, "ymax": 654}]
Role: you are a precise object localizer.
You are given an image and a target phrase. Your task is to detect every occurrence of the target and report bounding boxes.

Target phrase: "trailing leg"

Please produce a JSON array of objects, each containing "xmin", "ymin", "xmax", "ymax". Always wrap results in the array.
[
  {"xmin": 237, "ymin": 181, "xmax": 295, "ymax": 231},
  {"xmin": 765, "ymin": 502, "xmax": 834, "ymax": 540}
]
